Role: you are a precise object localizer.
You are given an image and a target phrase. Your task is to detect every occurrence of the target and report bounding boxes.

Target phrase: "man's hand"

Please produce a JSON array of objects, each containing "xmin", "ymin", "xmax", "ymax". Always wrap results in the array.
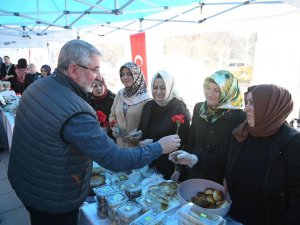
[
  {"xmin": 169, "ymin": 150, "xmax": 198, "ymax": 168},
  {"xmin": 158, "ymin": 135, "xmax": 181, "ymax": 154}
]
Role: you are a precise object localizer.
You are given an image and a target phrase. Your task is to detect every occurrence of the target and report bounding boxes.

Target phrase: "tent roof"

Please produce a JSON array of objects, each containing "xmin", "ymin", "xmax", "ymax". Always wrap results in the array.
[{"xmin": 1, "ymin": 0, "xmax": 299, "ymax": 48}]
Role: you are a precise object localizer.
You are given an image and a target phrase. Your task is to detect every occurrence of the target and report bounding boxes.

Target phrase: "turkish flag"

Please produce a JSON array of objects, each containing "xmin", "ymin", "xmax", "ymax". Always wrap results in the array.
[{"xmin": 130, "ymin": 32, "xmax": 148, "ymax": 82}]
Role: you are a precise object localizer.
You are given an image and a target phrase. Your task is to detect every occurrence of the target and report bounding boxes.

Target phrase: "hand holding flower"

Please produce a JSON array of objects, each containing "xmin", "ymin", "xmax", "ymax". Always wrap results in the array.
[
  {"xmin": 171, "ymin": 114, "xmax": 185, "ymax": 176},
  {"xmin": 109, "ymin": 119, "xmax": 127, "ymax": 138},
  {"xmin": 158, "ymin": 134, "xmax": 181, "ymax": 154}
]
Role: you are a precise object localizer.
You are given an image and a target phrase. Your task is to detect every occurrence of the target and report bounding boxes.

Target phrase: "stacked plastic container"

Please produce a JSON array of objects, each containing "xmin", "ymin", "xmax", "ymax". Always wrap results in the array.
[
  {"xmin": 93, "ymin": 184, "xmax": 116, "ymax": 218},
  {"xmin": 177, "ymin": 203, "xmax": 226, "ymax": 225},
  {"xmin": 135, "ymin": 195, "xmax": 161, "ymax": 213},
  {"xmin": 115, "ymin": 201, "xmax": 142, "ymax": 224},
  {"xmin": 105, "ymin": 192, "xmax": 129, "ymax": 224},
  {"xmin": 130, "ymin": 209, "xmax": 167, "ymax": 225}
]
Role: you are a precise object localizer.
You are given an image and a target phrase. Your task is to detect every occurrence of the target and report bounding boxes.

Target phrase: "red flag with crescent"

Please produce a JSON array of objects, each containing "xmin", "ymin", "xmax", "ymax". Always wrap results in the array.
[{"xmin": 130, "ymin": 32, "xmax": 148, "ymax": 82}]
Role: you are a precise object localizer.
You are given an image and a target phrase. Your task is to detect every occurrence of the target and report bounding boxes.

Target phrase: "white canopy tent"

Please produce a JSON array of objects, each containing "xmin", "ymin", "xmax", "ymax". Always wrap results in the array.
[
  {"xmin": 1, "ymin": 0, "xmax": 300, "ymax": 122},
  {"xmin": 0, "ymin": 0, "xmax": 299, "ymax": 48}
]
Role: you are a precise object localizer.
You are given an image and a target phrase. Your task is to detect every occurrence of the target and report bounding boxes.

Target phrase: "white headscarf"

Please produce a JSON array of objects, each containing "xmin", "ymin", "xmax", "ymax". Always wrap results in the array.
[{"xmin": 151, "ymin": 70, "xmax": 177, "ymax": 106}]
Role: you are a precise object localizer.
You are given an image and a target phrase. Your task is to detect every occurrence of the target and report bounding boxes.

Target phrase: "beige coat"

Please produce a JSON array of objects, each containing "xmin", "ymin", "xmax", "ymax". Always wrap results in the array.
[{"xmin": 110, "ymin": 90, "xmax": 150, "ymax": 147}]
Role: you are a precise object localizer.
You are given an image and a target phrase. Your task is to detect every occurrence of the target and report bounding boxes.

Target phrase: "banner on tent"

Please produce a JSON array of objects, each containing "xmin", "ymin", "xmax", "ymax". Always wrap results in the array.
[{"xmin": 130, "ymin": 32, "xmax": 148, "ymax": 82}]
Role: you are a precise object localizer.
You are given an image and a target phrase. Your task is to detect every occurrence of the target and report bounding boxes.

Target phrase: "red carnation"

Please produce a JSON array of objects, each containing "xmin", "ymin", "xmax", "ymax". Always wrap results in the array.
[
  {"xmin": 110, "ymin": 120, "xmax": 117, "ymax": 128},
  {"xmin": 96, "ymin": 111, "xmax": 107, "ymax": 124},
  {"xmin": 172, "ymin": 114, "xmax": 185, "ymax": 134}
]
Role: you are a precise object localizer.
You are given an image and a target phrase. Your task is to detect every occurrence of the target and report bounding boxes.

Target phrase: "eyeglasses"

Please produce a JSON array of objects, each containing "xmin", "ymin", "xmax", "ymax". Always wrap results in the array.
[
  {"xmin": 77, "ymin": 64, "xmax": 100, "ymax": 75},
  {"xmin": 41, "ymin": 69, "xmax": 46, "ymax": 72}
]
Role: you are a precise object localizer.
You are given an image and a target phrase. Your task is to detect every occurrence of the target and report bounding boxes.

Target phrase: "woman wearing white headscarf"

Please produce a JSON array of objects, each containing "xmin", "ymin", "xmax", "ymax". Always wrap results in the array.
[
  {"xmin": 110, "ymin": 62, "xmax": 150, "ymax": 147},
  {"xmin": 138, "ymin": 70, "xmax": 190, "ymax": 182}
]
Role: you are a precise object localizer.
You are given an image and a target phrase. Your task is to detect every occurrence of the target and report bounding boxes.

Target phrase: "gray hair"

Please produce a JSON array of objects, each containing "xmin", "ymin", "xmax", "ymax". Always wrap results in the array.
[{"xmin": 57, "ymin": 39, "xmax": 102, "ymax": 71}]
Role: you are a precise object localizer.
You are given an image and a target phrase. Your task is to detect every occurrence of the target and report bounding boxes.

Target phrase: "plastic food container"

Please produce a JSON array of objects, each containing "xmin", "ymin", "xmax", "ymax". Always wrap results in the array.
[
  {"xmin": 125, "ymin": 183, "xmax": 142, "ymax": 200},
  {"xmin": 93, "ymin": 184, "xmax": 116, "ymax": 218},
  {"xmin": 130, "ymin": 209, "xmax": 167, "ymax": 225},
  {"xmin": 116, "ymin": 201, "xmax": 142, "ymax": 224},
  {"xmin": 135, "ymin": 195, "xmax": 161, "ymax": 212},
  {"xmin": 105, "ymin": 192, "xmax": 129, "ymax": 220},
  {"xmin": 112, "ymin": 173, "xmax": 129, "ymax": 185},
  {"xmin": 177, "ymin": 203, "xmax": 226, "ymax": 225}
]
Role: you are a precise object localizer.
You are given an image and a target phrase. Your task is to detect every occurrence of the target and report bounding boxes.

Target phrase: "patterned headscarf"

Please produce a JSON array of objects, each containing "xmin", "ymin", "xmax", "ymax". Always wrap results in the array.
[
  {"xmin": 199, "ymin": 70, "xmax": 243, "ymax": 123},
  {"xmin": 120, "ymin": 62, "xmax": 147, "ymax": 98},
  {"xmin": 119, "ymin": 62, "xmax": 149, "ymax": 105},
  {"xmin": 151, "ymin": 70, "xmax": 176, "ymax": 106},
  {"xmin": 233, "ymin": 84, "xmax": 293, "ymax": 142}
]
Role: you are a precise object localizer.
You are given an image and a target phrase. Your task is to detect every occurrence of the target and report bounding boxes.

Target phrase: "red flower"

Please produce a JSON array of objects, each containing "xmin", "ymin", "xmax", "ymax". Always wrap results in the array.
[
  {"xmin": 96, "ymin": 111, "xmax": 107, "ymax": 124},
  {"xmin": 172, "ymin": 114, "xmax": 185, "ymax": 134},
  {"xmin": 110, "ymin": 120, "xmax": 117, "ymax": 128},
  {"xmin": 172, "ymin": 115, "xmax": 185, "ymax": 124},
  {"xmin": 103, "ymin": 121, "xmax": 109, "ymax": 128}
]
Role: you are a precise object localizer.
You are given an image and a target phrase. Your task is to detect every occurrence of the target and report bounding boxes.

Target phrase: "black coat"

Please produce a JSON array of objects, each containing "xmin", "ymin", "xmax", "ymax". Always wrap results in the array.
[
  {"xmin": 24, "ymin": 72, "xmax": 41, "ymax": 91},
  {"xmin": 138, "ymin": 98, "xmax": 190, "ymax": 180},
  {"xmin": 187, "ymin": 102, "xmax": 246, "ymax": 184},
  {"xmin": 88, "ymin": 90, "xmax": 116, "ymax": 140},
  {"xmin": 226, "ymin": 123, "xmax": 300, "ymax": 225},
  {"xmin": 0, "ymin": 63, "xmax": 18, "ymax": 92}
]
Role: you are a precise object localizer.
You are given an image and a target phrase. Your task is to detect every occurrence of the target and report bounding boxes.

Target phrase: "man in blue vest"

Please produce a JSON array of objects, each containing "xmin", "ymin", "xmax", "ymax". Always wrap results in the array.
[{"xmin": 7, "ymin": 39, "xmax": 181, "ymax": 225}]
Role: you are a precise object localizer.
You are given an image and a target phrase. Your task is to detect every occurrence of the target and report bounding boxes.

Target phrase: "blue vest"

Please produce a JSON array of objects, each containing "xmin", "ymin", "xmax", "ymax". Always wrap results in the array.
[{"xmin": 8, "ymin": 71, "xmax": 96, "ymax": 213}]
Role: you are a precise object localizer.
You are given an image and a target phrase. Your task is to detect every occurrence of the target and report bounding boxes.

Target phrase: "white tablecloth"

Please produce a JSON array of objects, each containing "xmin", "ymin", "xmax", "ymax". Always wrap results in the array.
[
  {"xmin": 78, "ymin": 203, "xmax": 110, "ymax": 225},
  {"xmin": 78, "ymin": 201, "xmax": 243, "ymax": 225},
  {"xmin": 79, "ymin": 202, "xmax": 180, "ymax": 225}
]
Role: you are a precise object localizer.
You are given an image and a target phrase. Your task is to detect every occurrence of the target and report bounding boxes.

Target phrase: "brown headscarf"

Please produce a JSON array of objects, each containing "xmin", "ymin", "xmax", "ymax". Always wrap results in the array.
[{"xmin": 233, "ymin": 84, "xmax": 293, "ymax": 142}]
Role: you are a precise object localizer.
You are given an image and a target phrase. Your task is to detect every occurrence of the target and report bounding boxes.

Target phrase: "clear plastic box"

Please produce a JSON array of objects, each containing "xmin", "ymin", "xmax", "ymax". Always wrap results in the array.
[
  {"xmin": 130, "ymin": 209, "xmax": 167, "ymax": 225},
  {"xmin": 112, "ymin": 173, "xmax": 129, "ymax": 185},
  {"xmin": 116, "ymin": 201, "xmax": 142, "ymax": 224},
  {"xmin": 105, "ymin": 192, "xmax": 129, "ymax": 222},
  {"xmin": 135, "ymin": 195, "xmax": 161, "ymax": 213},
  {"xmin": 93, "ymin": 184, "xmax": 116, "ymax": 218},
  {"xmin": 93, "ymin": 184, "xmax": 116, "ymax": 202},
  {"xmin": 125, "ymin": 183, "xmax": 142, "ymax": 199},
  {"xmin": 177, "ymin": 203, "xmax": 226, "ymax": 225}
]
